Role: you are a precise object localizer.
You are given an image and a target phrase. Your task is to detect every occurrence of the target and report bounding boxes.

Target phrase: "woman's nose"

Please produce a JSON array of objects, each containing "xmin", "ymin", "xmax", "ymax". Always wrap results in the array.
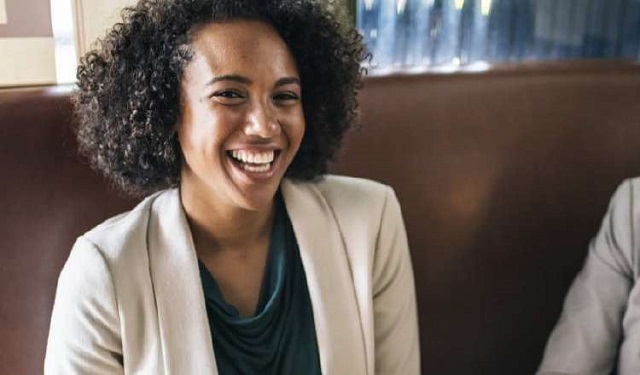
[{"xmin": 243, "ymin": 101, "xmax": 281, "ymax": 138}]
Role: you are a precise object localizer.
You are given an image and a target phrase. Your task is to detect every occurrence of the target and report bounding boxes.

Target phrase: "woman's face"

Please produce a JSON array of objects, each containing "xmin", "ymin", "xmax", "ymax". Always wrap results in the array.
[{"xmin": 177, "ymin": 20, "xmax": 305, "ymax": 211}]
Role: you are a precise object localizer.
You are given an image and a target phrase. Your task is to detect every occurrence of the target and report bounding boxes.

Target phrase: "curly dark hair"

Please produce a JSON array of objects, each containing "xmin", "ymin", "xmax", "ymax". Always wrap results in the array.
[{"xmin": 74, "ymin": 0, "xmax": 366, "ymax": 196}]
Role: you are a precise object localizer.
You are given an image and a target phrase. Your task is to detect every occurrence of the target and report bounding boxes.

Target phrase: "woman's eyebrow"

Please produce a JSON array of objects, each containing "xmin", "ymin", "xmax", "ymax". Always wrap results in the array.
[
  {"xmin": 206, "ymin": 74, "xmax": 252, "ymax": 86},
  {"xmin": 205, "ymin": 75, "xmax": 299, "ymax": 88},
  {"xmin": 275, "ymin": 77, "xmax": 301, "ymax": 87}
]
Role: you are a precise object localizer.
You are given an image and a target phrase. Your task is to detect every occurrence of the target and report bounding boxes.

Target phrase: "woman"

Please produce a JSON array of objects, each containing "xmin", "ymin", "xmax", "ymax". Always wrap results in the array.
[
  {"xmin": 44, "ymin": 0, "xmax": 420, "ymax": 374},
  {"xmin": 538, "ymin": 179, "xmax": 640, "ymax": 374}
]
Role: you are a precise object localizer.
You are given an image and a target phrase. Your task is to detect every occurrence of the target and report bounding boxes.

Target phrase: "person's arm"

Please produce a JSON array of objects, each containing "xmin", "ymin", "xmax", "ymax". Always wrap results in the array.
[
  {"xmin": 372, "ymin": 187, "xmax": 420, "ymax": 375},
  {"xmin": 537, "ymin": 180, "xmax": 636, "ymax": 375},
  {"xmin": 45, "ymin": 236, "xmax": 124, "ymax": 375}
]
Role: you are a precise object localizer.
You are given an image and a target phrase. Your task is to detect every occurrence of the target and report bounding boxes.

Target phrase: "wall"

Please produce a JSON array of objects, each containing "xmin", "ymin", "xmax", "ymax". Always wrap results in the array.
[
  {"xmin": 72, "ymin": 0, "xmax": 136, "ymax": 57},
  {"xmin": 0, "ymin": 0, "xmax": 136, "ymax": 87},
  {"xmin": 0, "ymin": 0, "xmax": 56, "ymax": 87},
  {"xmin": 0, "ymin": 0, "xmax": 349, "ymax": 87},
  {"xmin": 73, "ymin": 0, "xmax": 350, "ymax": 56},
  {"xmin": 0, "ymin": 0, "xmax": 7, "ymax": 24}
]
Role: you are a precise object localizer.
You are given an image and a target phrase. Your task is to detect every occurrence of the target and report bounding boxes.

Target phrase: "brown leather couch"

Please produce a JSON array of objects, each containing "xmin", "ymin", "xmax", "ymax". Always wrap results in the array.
[{"xmin": 2, "ymin": 61, "xmax": 640, "ymax": 374}]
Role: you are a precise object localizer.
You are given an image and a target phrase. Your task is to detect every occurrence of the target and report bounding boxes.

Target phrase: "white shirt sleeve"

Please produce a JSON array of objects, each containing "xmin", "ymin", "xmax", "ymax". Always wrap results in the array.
[{"xmin": 537, "ymin": 180, "xmax": 636, "ymax": 375}]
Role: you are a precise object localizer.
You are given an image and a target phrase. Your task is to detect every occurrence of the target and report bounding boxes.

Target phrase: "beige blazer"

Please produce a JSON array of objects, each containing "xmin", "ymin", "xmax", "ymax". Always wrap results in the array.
[
  {"xmin": 44, "ymin": 175, "xmax": 420, "ymax": 375},
  {"xmin": 538, "ymin": 178, "xmax": 640, "ymax": 375}
]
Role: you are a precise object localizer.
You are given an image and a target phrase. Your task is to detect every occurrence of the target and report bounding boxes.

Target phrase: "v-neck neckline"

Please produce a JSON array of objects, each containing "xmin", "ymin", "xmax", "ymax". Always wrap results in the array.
[{"xmin": 198, "ymin": 192, "xmax": 286, "ymax": 321}]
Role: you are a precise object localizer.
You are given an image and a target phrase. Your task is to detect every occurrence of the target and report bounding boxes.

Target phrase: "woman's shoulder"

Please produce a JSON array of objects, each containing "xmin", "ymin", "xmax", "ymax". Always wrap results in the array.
[
  {"xmin": 291, "ymin": 174, "xmax": 392, "ymax": 204},
  {"xmin": 283, "ymin": 174, "xmax": 400, "ymax": 225},
  {"xmin": 604, "ymin": 178, "xmax": 640, "ymax": 231},
  {"xmin": 611, "ymin": 177, "xmax": 640, "ymax": 206},
  {"xmin": 80, "ymin": 188, "xmax": 178, "ymax": 259}
]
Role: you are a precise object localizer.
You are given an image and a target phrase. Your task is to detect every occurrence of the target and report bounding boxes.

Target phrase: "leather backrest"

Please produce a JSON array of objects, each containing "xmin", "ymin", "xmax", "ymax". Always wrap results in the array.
[
  {"xmin": 333, "ymin": 61, "xmax": 640, "ymax": 373},
  {"xmin": 2, "ymin": 61, "xmax": 640, "ymax": 374},
  {"xmin": 0, "ymin": 86, "xmax": 137, "ymax": 374}
]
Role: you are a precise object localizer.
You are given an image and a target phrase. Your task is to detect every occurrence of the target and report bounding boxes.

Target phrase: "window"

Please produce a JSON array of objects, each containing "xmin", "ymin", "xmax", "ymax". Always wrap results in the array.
[
  {"xmin": 357, "ymin": 0, "xmax": 640, "ymax": 74},
  {"xmin": 51, "ymin": 0, "xmax": 77, "ymax": 84}
]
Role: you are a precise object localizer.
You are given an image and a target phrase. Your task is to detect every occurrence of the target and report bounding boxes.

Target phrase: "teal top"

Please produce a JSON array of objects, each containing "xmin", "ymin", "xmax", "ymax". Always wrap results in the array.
[{"xmin": 198, "ymin": 193, "xmax": 322, "ymax": 375}]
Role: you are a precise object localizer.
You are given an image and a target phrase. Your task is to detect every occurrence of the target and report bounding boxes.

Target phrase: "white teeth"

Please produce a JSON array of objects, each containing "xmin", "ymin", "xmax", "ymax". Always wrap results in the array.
[
  {"xmin": 230, "ymin": 150, "xmax": 275, "ymax": 165},
  {"xmin": 242, "ymin": 163, "xmax": 270, "ymax": 173}
]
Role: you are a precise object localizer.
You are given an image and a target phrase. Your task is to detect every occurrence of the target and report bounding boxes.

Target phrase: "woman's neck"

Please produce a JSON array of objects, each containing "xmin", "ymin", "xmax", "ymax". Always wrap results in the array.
[{"xmin": 179, "ymin": 184, "xmax": 275, "ymax": 254}]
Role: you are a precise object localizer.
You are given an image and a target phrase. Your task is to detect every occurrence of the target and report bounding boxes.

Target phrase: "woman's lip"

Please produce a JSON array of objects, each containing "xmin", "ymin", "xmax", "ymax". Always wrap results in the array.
[
  {"xmin": 226, "ymin": 145, "xmax": 282, "ymax": 152},
  {"xmin": 226, "ymin": 149, "xmax": 282, "ymax": 164},
  {"xmin": 226, "ymin": 149, "xmax": 281, "ymax": 182}
]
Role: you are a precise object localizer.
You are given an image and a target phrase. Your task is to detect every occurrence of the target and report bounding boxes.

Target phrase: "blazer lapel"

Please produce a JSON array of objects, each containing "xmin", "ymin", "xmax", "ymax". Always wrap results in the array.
[
  {"xmin": 281, "ymin": 179, "xmax": 369, "ymax": 375},
  {"xmin": 147, "ymin": 189, "xmax": 218, "ymax": 374}
]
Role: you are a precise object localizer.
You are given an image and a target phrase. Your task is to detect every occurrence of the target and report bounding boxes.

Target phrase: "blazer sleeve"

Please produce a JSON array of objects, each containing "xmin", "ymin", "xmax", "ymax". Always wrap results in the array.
[
  {"xmin": 44, "ymin": 236, "xmax": 124, "ymax": 375},
  {"xmin": 372, "ymin": 187, "xmax": 421, "ymax": 375},
  {"xmin": 537, "ymin": 180, "xmax": 636, "ymax": 375}
]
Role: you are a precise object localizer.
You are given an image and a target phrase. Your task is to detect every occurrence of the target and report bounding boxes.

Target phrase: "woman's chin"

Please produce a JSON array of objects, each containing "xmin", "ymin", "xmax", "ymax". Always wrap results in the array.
[
  {"xmin": 225, "ymin": 154, "xmax": 287, "ymax": 210},
  {"xmin": 230, "ymin": 187, "xmax": 279, "ymax": 212}
]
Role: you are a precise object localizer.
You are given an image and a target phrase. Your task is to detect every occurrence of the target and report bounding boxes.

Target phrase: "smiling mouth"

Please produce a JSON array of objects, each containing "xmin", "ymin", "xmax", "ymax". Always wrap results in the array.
[{"xmin": 227, "ymin": 149, "xmax": 281, "ymax": 173}]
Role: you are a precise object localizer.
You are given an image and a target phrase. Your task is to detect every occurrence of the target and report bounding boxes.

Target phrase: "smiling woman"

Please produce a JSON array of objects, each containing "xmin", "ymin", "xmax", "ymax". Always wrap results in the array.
[{"xmin": 44, "ymin": 0, "xmax": 420, "ymax": 374}]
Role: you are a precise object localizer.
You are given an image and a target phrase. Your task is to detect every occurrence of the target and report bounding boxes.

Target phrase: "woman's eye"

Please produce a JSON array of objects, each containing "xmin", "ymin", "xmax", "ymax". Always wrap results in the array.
[
  {"xmin": 273, "ymin": 92, "xmax": 300, "ymax": 103},
  {"xmin": 212, "ymin": 90, "xmax": 245, "ymax": 104}
]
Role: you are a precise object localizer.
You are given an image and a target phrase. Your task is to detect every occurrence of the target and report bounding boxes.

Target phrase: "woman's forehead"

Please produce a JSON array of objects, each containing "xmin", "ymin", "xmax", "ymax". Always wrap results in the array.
[
  {"xmin": 191, "ymin": 20, "xmax": 285, "ymax": 53},
  {"xmin": 185, "ymin": 20, "xmax": 299, "ymax": 84}
]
